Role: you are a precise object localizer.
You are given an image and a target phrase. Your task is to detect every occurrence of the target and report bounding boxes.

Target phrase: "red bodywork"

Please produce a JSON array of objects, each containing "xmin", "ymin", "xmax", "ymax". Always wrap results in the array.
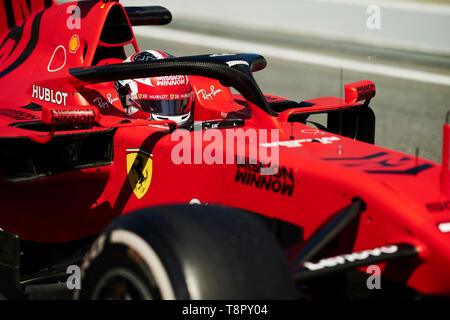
[{"xmin": 0, "ymin": 0, "xmax": 449, "ymax": 297}]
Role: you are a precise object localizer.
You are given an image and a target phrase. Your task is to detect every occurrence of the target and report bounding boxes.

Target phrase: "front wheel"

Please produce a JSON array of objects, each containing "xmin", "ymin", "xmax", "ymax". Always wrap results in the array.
[{"xmin": 76, "ymin": 204, "xmax": 298, "ymax": 300}]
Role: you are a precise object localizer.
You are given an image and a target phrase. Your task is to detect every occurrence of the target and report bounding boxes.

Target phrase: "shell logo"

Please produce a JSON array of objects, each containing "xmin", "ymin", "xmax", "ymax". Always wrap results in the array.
[{"xmin": 69, "ymin": 35, "xmax": 80, "ymax": 53}]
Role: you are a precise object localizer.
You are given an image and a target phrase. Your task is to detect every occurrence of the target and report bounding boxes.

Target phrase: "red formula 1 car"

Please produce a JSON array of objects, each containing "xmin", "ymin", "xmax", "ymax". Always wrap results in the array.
[{"xmin": 0, "ymin": 0, "xmax": 449, "ymax": 300}]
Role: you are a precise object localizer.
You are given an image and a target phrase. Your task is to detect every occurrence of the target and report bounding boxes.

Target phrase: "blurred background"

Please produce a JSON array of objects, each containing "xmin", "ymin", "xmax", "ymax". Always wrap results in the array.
[{"xmin": 60, "ymin": 0, "xmax": 450, "ymax": 162}]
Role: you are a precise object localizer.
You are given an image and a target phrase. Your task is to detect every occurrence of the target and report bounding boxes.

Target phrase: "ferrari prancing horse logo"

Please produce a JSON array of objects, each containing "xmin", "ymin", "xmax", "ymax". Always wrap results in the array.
[{"xmin": 126, "ymin": 149, "xmax": 153, "ymax": 199}]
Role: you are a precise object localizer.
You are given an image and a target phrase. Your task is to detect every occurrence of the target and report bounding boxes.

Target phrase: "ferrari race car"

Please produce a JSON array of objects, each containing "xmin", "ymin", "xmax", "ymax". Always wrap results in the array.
[{"xmin": 0, "ymin": 0, "xmax": 449, "ymax": 300}]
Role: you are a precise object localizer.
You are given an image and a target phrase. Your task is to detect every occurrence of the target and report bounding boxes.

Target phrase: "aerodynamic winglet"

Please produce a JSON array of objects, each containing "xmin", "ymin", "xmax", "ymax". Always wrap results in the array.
[{"xmin": 291, "ymin": 243, "xmax": 419, "ymax": 282}]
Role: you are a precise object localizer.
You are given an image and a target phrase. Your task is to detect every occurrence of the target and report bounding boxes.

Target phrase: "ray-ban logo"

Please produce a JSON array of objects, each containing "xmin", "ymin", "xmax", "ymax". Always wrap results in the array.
[{"xmin": 198, "ymin": 85, "xmax": 222, "ymax": 100}]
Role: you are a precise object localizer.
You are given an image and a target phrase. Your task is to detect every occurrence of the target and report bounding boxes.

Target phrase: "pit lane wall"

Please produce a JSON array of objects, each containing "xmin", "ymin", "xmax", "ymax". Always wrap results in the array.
[{"xmin": 131, "ymin": 0, "xmax": 450, "ymax": 56}]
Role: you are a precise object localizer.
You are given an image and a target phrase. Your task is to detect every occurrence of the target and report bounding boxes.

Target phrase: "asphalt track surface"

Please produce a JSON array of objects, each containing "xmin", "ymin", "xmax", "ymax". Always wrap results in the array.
[{"xmin": 134, "ymin": 21, "xmax": 450, "ymax": 163}]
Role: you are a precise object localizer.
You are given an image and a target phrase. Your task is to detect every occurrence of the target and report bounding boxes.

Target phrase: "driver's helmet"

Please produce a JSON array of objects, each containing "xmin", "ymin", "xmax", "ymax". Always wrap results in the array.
[{"xmin": 115, "ymin": 50, "xmax": 193, "ymax": 127}]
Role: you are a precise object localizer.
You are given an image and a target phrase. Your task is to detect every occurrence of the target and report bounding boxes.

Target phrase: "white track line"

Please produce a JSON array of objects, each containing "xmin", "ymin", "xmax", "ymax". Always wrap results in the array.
[
  {"xmin": 309, "ymin": 0, "xmax": 450, "ymax": 14},
  {"xmin": 133, "ymin": 27, "xmax": 450, "ymax": 87}
]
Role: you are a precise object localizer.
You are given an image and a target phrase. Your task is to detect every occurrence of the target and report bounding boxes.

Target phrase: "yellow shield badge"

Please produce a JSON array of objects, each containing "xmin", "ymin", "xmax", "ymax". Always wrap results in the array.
[{"xmin": 126, "ymin": 149, "xmax": 153, "ymax": 199}]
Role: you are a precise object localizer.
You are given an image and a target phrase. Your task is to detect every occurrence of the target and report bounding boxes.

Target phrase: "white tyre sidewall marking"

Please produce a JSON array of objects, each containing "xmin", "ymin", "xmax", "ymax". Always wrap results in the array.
[{"xmin": 110, "ymin": 229, "xmax": 176, "ymax": 300}]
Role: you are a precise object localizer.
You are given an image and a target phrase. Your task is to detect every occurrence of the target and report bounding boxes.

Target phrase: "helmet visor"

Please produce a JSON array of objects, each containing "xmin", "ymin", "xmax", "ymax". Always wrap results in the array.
[
  {"xmin": 135, "ymin": 98, "xmax": 191, "ymax": 116},
  {"xmin": 130, "ymin": 91, "xmax": 192, "ymax": 116}
]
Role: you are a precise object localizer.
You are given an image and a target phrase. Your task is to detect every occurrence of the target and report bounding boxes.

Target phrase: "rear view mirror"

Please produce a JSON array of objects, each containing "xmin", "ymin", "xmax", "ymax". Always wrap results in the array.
[{"xmin": 344, "ymin": 80, "xmax": 376, "ymax": 104}]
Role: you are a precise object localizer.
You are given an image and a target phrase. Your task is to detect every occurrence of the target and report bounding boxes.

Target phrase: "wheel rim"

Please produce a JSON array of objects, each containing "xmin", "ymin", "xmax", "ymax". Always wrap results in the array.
[{"xmin": 91, "ymin": 267, "xmax": 153, "ymax": 300}]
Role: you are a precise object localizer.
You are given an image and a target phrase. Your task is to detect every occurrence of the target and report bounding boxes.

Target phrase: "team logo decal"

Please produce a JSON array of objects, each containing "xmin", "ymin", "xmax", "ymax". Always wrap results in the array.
[
  {"xmin": 47, "ymin": 45, "xmax": 67, "ymax": 72},
  {"xmin": 198, "ymin": 85, "xmax": 222, "ymax": 101},
  {"xmin": 126, "ymin": 149, "xmax": 153, "ymax": 199},
  {"xmin": 322, "ymin": 152, "xmax": 433, "ymax": 175},
  {"xmin": 150, "ymin": 75, "xmax": 187, "ymax": 87},
  {"xmin": 32, "ymin": 84, "xmax": 68, "ymax": 105},
  {"xmin": 69, "ymin": 35, "xmax": 80, "ymax": 53}
]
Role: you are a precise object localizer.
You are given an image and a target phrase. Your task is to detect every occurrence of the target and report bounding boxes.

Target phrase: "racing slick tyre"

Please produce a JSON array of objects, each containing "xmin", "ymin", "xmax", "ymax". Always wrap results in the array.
[{"xmin": 76, "ymin": 204, "xmax": 298, "ymax": 300}]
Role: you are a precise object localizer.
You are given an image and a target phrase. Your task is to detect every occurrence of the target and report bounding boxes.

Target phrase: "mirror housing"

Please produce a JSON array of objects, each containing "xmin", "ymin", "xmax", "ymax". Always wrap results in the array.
[
  {"xmin": 124, "ymin": 6, "xmax": 172, "ymax": 26},
  {"xmin": 344, "ymin": 80, "xmax": 376, "ymax": 104}
]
